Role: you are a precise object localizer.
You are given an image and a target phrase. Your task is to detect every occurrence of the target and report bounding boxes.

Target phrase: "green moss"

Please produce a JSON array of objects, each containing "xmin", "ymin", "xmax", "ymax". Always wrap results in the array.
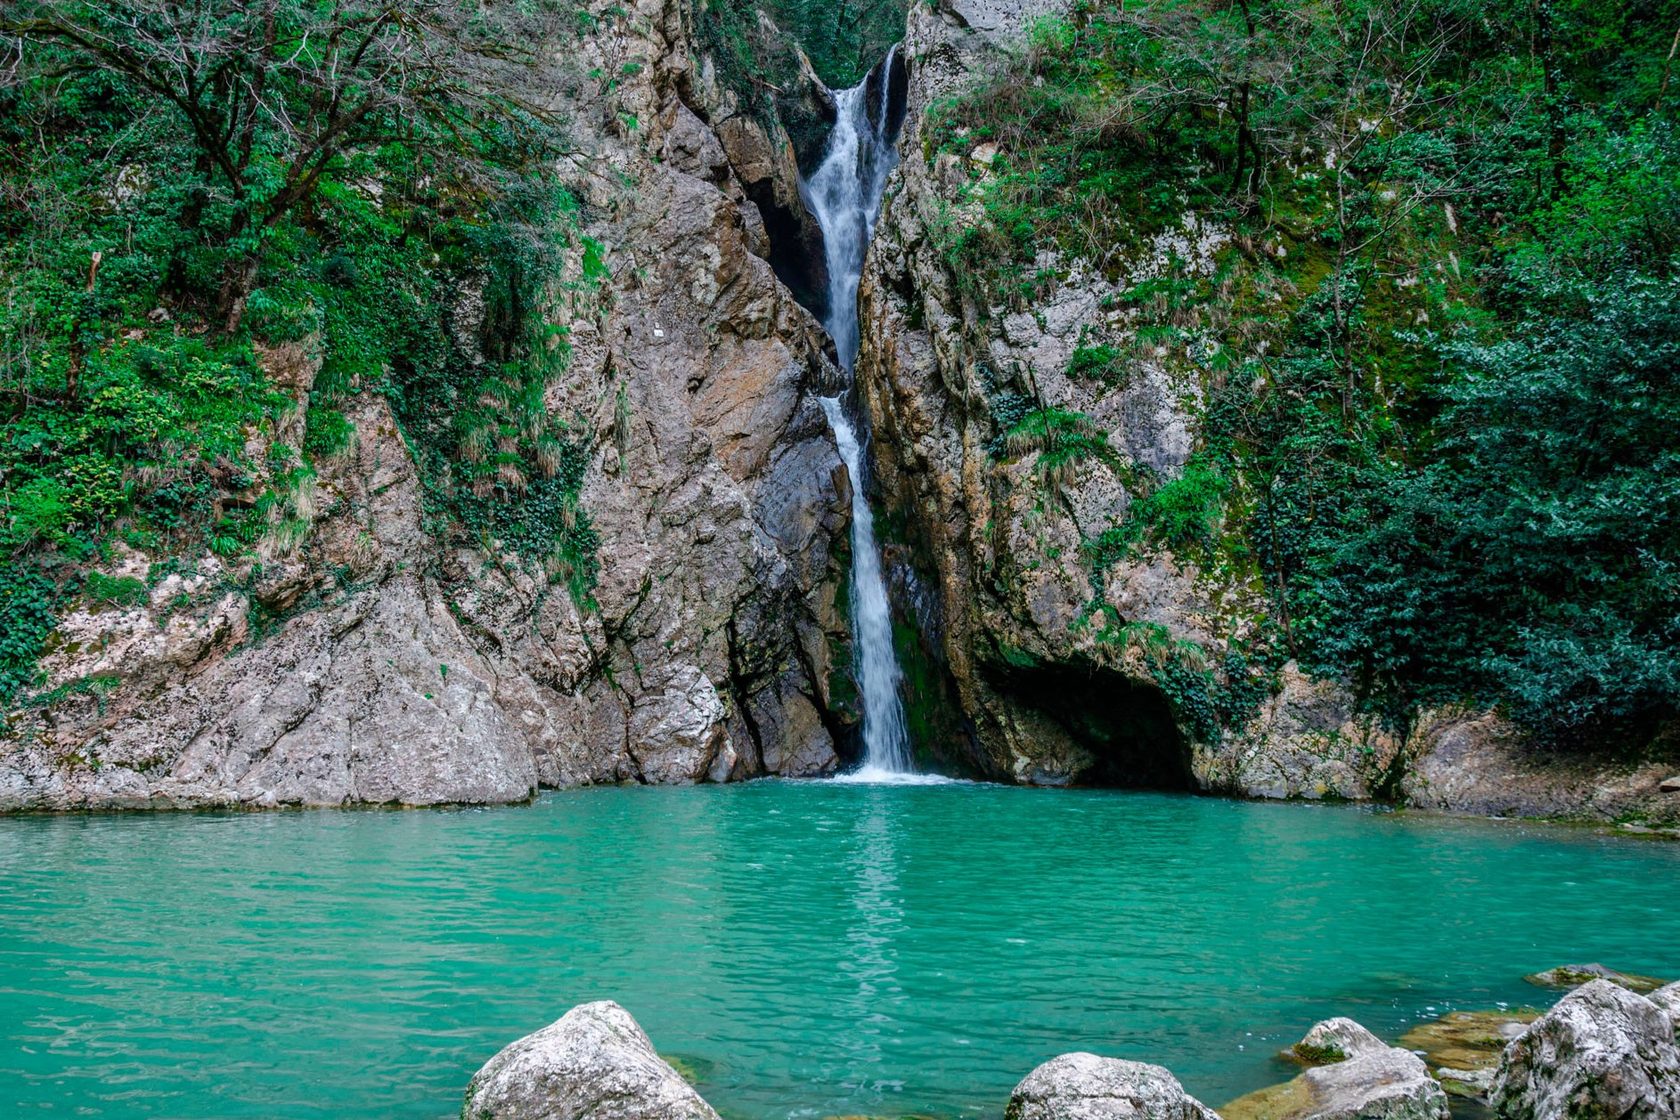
[{"xmin": 1288, "ymin": 1041, "xmax": 1346, "ymax": 1066}]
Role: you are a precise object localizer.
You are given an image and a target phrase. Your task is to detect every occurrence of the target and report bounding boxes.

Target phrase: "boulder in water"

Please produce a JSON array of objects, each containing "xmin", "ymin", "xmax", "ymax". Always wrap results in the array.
[
  {"xmin": 1222, "ymin": 1018, "xmax": 1448, "ymax": 1120},
  {"xmin": 1491, "ymin": 979, "xmax": 1680, "ymax": 1120},
  {"xmin": 1005, "ymin": 1053, "xmax": 1219, "ymax": 1120},
  {"xmin": 462, "ymin": 1001, "xmax": 720, "ymax": 1120},
  {"xmin": 1523, "ymin": 963, "xmax": 1667, "ymax": 994}
]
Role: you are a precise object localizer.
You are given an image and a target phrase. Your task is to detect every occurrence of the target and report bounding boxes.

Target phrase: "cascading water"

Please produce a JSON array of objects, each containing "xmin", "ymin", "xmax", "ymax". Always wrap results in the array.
[{"xmin": 805, "ymin": 48, "xmax": 916, "ymax": 777}]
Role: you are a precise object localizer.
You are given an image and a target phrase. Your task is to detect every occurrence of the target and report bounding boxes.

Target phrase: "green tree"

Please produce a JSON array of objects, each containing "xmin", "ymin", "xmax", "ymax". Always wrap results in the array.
[{"xmin": 4, "ymin": 0, "xmax": 573, "ymax": 331}]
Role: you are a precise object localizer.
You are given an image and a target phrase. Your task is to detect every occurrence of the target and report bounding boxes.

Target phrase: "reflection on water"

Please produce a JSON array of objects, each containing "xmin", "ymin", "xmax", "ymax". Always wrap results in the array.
[{"xmin": 839, "ymin": 794, "xmax": 905, "ymax": 1092}]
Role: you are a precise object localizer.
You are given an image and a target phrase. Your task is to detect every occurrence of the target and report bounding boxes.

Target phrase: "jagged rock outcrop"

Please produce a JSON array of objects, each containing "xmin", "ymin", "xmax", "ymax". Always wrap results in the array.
[
  {"xmin": 1005, "ymin": 1053, "xmax": 1220, "ymax": 1120},
  {"xmin": 463, "ymin": 1001, "xmax": 719, "ymax": 1120},
  {"xmin": 1491, "ymin": 979, "xmax": 1680, "ymax": 1120},
  {"xmin": 0, "ymin": 0, "xmax": 855, "ymax": 809},
  {"xmin": 1223, "ymin": 1018, "xmax": 1448, "ymax": 1120}
]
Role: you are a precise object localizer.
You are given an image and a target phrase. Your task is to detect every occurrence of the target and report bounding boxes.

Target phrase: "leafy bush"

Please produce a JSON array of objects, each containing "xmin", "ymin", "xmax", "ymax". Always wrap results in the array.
[{"xmin": 0, "ymin": 562, "xmax": 60, "ymax": 705}]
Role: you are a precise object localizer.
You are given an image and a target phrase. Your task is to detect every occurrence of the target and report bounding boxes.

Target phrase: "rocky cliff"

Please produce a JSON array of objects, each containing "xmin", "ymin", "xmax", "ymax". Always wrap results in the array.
[
  {"xmin": 0, "ymin": 0, "xmax": 856, "ymax": 809},
  {"xmin": 852, "ymin": 0, "xmax": 1680, "ymax": 824}
]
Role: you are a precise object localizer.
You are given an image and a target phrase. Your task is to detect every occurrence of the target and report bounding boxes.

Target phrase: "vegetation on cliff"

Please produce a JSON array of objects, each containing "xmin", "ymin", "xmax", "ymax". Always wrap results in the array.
[
  {"xmin": 0, "ymin": 0, "xmax": 600, "ymax": 706},
  {"xmin": 932, "ymin": 0, "xmax": 1680, "ymax": 748}
]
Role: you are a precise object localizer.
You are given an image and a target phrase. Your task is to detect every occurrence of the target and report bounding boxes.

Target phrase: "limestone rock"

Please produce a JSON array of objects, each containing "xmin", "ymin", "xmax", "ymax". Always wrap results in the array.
[
  {"xmin": 1491, "ymin": 979, "xmax": 1680, "ymax": 1120},
  {"xmin": 1005, "ymin": 1053, "xmax": 1220, "ymax": 1120},
  {"xmin": 463, "ymin": 1001, "xmax": 719, "ymax": 1120},
  {"xmin": 1222, "ymin": 1019, "xmax": 1448, "ymax": 1120},
  {"xmin": 1649, "ymin": 984, "xmax": 1680, "ymax": 1046},
  {"xmin": 1525, "ymin": 964, "xmax": 1667, "ymax": 995},
  {"xmin": 1402, "ymin": 716, "xmax": 1680, "ymax": 826}
]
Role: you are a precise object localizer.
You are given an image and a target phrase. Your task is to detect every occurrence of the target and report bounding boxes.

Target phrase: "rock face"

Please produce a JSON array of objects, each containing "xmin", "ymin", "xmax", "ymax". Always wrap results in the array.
[
  {"xmin": 1652, "ymin": 983, "xmax": 1680, "ymax": 1035},
  {"xmin": 1491, "ymin": 979, "xmax": 1680, "ymax": 1120},
  {"xmin": 843, "ymin": 0, "xmax": 1680, "ymax": 820},
  {"xmin": 856, "ymin": 0, "xmax": 1214, "ymax": 786},
  {"xmin": 1222, "ymin": 1018, "xmax": 1448, "ymax": 1120},
  {"xmin": 463, "ymin": 1001, "xmax": 719, "ymax": 1120},
  {"xmin": 1005, "ymin": 1053, "xmax": 1220, "ymax": 1120},
  {"xmin": 0, "ymin": 0, "xmax": 855, "ymax": 809}
]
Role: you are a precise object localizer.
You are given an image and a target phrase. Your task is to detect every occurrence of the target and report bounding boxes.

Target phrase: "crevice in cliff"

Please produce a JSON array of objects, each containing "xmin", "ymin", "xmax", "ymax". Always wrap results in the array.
[
  {"xmin": 746, "ymin": 177, "xmax": 829, "ymax": 318},
  {"xmin": 724, "ymin": 614, "xmax": 770, "ymax": 775},
  {"xmin": 984, "ymin": 659, "xmax": 1195, "ymax": 790}
]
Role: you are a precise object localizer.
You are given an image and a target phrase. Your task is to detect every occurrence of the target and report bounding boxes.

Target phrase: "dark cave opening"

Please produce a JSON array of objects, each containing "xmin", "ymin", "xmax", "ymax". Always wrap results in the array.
[
  {"xmin": 747, "ymin": 177, "xmax": 830, "ymax": 322},
  {"xmin": 987, "ymin": 659, "xmax": 1195, "ymax": 790}
]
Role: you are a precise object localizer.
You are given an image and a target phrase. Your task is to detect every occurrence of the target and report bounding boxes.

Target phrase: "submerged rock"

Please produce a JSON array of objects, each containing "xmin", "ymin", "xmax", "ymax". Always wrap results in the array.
[
  {"xmin": 1398, "ymin": 1008, "xmax": 1537, "ymax": 1099},
  {"xmin": 1005, "ymin": 1053, "xmax": 1219, "ymax": 1120},
  {"xmin": 463, "ymin": 1001, "xmax": 720, "ymax": 1120},
  {"xmin": 1524, "ymin": 963, "xmax": 1667, "ymax": 995},
  {"xmin": 1491, "ymin": 979, "xmax": 1680, "ymax": 1120},
  {"xmin": 1222, "ymin": 1018, "xmax": 1448, "ymax": 1120}
]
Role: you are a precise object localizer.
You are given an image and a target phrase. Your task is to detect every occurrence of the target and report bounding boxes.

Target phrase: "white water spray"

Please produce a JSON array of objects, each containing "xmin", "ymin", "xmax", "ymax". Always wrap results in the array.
[{"xmin": 806, "ymin": 49, "xmax": 916, "ymax": 777}]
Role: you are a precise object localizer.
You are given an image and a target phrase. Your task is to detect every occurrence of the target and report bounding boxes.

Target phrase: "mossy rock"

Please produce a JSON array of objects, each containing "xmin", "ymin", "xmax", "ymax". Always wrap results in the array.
[
  {"xmin": 1524, "ymin": 963, "xmax": 1667, "ymax": 994},
  {"xmin": 1283, "ymin": 1041, "xmax": 1346, "ymax": 1067},
  {"xmin": 1219, "ymin": 1075, "xmax": 1318, "ymax": 1120},
  {"xmin": 1398, "ymin": 1008, "xmax": 1539, "ymax": 1072},
  {"xmin": 657, "ymin": 1052, "xmax": 717, "ymax": 1086},
  {"xmin": 1398, "ymin": 1008, "xmax": 1539, "ymax": 1098}
]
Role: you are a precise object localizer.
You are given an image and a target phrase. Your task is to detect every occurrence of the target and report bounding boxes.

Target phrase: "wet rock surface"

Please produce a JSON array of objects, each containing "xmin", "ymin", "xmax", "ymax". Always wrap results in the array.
[
  {"xmin": 1524, "ymin": 964, "xmax": 1668, "ymax": 995},
  {"xmin": 1399, "ymin": 1008, "xmax": 1538, "ymax": 1100}
]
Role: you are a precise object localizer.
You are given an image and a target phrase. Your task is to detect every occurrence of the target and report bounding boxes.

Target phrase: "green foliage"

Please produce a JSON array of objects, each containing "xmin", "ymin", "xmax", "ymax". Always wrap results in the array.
[
  {"xmin": 1066, "ymin": 342, "xmax": 1130, "ymax": 389},
  {"xmin": 996, "ymin": 405, "xmax": 1123, "ymax": 497},
  {"xmin": 0, "ymin": 561, "xmax": 61, "ymax": 705},
  {"xmin": 1292, "ymin": 1042, "xmax": 1349, "ymax": 1066},
  {"xmin": 302, "ymin": 405, "xmax": 354, "ymax": 461},
  {"xmin": 1088, "ymin": 454, "xmax": 1228, "ymax": 573}
]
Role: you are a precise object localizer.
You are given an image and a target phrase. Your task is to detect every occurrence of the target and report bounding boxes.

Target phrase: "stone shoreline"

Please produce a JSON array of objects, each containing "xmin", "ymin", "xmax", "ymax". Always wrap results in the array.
[{"xmin": 461, "ymin": 969, "xmax": 1680, "ymax": 1120}]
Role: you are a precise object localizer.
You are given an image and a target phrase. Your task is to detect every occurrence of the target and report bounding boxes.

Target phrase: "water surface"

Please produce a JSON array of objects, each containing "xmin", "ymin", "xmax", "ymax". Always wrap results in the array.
[{"xmin": 3, "ymin": 783, "xmax": 1676, "ymax": 1118}]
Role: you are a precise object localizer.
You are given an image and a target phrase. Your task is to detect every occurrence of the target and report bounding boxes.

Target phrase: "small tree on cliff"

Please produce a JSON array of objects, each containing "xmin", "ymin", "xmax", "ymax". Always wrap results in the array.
[{"xmin": 2, "ymin": 0, "xmax": 575, "ymax": 332}]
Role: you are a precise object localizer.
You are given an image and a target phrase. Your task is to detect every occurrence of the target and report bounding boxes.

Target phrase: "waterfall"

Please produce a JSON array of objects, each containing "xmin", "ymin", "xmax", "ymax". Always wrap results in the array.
[{"xmin": 806, "ymin": 48, "xmax": 914, "ymax": 777}]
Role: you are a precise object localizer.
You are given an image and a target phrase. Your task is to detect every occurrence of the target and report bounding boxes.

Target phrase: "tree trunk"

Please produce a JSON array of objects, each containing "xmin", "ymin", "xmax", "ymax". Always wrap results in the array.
[
  {"xmin": 1535, "ymin": 0, "xmax": 1566, "ymax": 200},
  {"xmin": 217, "ymin": 254, "xmax": 260, "ymax": 335}
]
